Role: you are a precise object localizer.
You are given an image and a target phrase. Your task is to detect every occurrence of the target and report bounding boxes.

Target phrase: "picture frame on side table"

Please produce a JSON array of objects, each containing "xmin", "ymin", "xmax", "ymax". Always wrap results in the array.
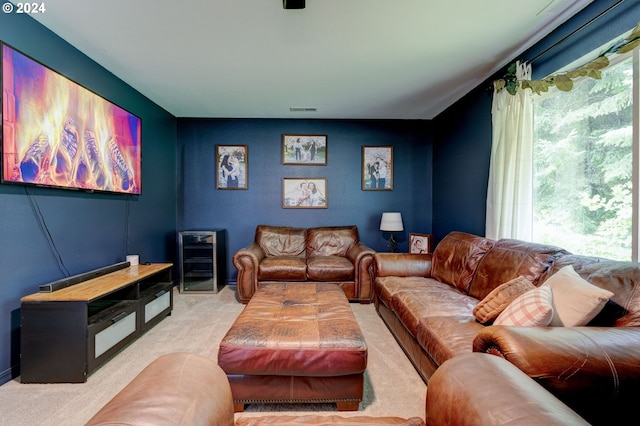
[
  {"xmin": 282, "ymin": 134, "xmax": 327, "ymax": 165},
  {"xmin": 362, "ymin": 146, "xmax": 393, "ymax": 190},
  {"xmin": 216, "ymin": 145, "xmax": 248, "ymax": 189},
  {"xmin": 409, "ymin": 233, "xmax": 433, "ymax": 254},
  {"xmin": 282, "ymin": 178, "xmax": 327, "ymax": 208}
]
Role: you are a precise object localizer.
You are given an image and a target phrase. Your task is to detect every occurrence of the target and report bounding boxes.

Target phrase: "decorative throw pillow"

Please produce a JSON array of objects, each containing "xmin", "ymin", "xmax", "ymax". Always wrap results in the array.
[
  {"xmin": 493, "ymin": 286, "xmax": 554, "ymax": 326},
  {"xmin": 588, "ymin": 299, "xmax": 627, "ymax": 326},
  {"xmin": 473, "ymin": 276, "xmax": 536, "ymax": 324},
  {"xmin": 542, "ymin": 265, "xmax": 614, "ymax": 326}
]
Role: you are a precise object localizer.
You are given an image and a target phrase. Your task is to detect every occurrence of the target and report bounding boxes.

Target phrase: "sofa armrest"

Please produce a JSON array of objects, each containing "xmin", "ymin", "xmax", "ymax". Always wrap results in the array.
[
  {"xmin": 347, "ymin": 242, "xmax": 376, "ymax": 301},
  {"xmin": 472, "ymin": 326, "xmax": 640, "ymax": 424},
  {"xmin": 233, "ymin": 243, "xmax": 266, "ymax": 303},
  {"xmin": 346, "ymin": 241, "xmax": 375, "ymax": 263},
  {"xmin": 373, "ymin": 253, "xmax": 432, "ymax": 278},
  {"xmin": 425, "ymin": 352, "xmax": 588, "ymax": 425},
  {"xmin": 86, "ymin": 353, "xmax": 234, "ymax": 426}
]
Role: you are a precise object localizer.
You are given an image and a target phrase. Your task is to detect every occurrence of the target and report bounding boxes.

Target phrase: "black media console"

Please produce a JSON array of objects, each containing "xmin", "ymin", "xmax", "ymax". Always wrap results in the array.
[{"xmin": 20, "ymin": 263, "xmax": 174, "ymax": 383}]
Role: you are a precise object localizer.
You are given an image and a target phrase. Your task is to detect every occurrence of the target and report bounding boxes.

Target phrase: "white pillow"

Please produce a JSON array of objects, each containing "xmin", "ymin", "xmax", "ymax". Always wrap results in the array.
[
  {"xmin": 494, "ymin": 286, "xmax": 554, "ymax": 327},
  {"xmin": 542, "ymin": 265, "xmax": 613, "ymax": 326}
]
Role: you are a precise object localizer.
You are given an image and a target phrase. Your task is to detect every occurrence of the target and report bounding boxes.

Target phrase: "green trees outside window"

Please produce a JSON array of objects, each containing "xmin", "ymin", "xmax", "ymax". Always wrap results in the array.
[{"xmin": 533, "ymin": 54, "xmax": 633, "ymax": 260}]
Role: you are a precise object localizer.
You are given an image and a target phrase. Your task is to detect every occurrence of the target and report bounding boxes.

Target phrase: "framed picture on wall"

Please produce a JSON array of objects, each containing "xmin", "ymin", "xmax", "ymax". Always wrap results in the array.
[
  {"xmin": 362, "ymin": 146, "xmax": 393, "ymax": 190},
  {"xmin": 216, "ymin": 145, "xmax": 248, "ymax": 189},
  {"xmin": 282, "ymin": 134, "xmax": 327, "ymax": 165},
  {"xmin": 409, "ymin": 233, "xmax": 433, "ymax": 254},
  {"xmin": 282, "ymin": 178, "xmax": 327, "ymax": 208}
]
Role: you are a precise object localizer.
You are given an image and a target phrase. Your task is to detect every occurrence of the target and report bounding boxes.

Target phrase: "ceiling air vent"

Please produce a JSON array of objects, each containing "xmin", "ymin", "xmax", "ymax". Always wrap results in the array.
[
  {"xmin": 290, "ymin": 107, "xmax": 317, "ymax": 112},
  {"xmin": 283, "ymin": 0, "xmax": 305, "ymax": 9}
]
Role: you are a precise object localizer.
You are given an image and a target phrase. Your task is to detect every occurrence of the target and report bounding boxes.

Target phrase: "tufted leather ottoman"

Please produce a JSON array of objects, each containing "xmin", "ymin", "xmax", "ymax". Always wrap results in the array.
[{"xmin": 218, "ymin": 282, "xmax": 368, "ymax": 412}]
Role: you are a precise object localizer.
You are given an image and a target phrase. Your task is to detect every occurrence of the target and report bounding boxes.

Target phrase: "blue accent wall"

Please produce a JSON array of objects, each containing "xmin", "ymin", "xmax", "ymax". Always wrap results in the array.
[
  {"xmin": 0, "ymin": 13, "xmax": 177, "ymax": 383},
  {"xmin": 432, "ymin": 85, "xmax": 492, "ymax": 242},
  {"xmin": 177, "ymin": 118, "xmax": 433, "ymax": 278}
]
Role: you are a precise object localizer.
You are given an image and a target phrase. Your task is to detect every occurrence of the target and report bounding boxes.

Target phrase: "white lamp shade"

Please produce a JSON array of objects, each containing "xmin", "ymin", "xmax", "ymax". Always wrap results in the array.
[{"xmin": 380, "ymin": 212, "xmax": 404, "ymax": 232}]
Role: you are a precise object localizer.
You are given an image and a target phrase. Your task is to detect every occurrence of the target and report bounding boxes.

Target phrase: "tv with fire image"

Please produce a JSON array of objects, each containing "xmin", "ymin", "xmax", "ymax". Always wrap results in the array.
[{"xmin": 1, "ymin": 43, "xmax": 141, "ymax": 194}]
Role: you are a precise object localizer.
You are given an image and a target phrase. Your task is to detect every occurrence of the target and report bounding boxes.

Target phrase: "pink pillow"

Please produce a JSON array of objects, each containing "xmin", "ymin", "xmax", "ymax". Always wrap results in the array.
[{"xmin": 494, "ymin": 286, "xmax": 554, "ymax": 326}]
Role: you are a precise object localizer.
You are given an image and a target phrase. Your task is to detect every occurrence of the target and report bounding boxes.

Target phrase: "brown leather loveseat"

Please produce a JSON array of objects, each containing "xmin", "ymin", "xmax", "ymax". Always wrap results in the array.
[
  {"xmin": 233, "ymin": 225, "xmax": 375, "ymax": 303},
  {"xmin": 373, "ymin": 231, "xmax": 640, "ymax": 425}
]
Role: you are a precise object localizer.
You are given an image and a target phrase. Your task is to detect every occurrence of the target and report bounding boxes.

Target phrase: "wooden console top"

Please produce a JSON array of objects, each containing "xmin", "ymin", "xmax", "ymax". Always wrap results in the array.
[{"xmin": 22, "ymin": 263, "xmax": 173, "ymax": 303}]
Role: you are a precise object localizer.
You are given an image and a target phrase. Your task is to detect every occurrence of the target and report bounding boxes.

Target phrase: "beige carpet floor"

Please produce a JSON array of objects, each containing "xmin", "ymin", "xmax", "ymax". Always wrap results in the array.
[{"xmin": 0, "ymin": 285, "xmax": 426, "ymax": 425}]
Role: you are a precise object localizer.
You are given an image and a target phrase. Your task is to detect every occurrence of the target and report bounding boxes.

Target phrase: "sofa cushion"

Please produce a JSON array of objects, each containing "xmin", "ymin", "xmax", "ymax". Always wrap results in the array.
[
  {"xmin": 259, "ymin": 256, "xmax": 307, "ymax": 281},
  {"xmin": 467, "ymin": 239, "xmax": 566, "ymax": 301},
  {"xmin": 391, "ymin": 284, "xmax": 478, "ymax": 337},
  {"xmin": 494, "ymin": 286, "xmax": 554, "ymax": 326},
  {"xmin": 430, "ymin": 232, "xmax": 495, "ymax": 293},
  {"xmin": 307, "ymin": 256, "xmax": 355, "ymax": 281},
  {"xmin": 579, "ymin": 260, "xmax": 640, "ymax": 316},
  {"xmin": 416, "ymin": 316, "xmax": 484, "ymax": 367},
  {"xmin": 546, "ymin": 253, "xmax": 602, "ymax": 278},
  {"xmin": 374, "ymin": 276, "xmax": 433, "ymax": 309},
  {"xmin": 307, "ymin": 225, "xmax": 358, "ymax": 258},
  {"xmin": 256, "ymin": 225, "xmax": 307, "ymax": 257},
  {"xmin": 543, "ymin": 265, "xmax": 613, "ymax": 326},
  {"xmin": 473, "ymin": 276, "xmax": 536, "ymax": 324}
]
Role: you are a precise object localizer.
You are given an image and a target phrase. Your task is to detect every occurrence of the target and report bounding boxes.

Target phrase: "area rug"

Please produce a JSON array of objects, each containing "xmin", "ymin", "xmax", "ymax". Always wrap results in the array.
[{"xmin": 0, "ymin": 285, "xmax": 426, "ymax": 425}]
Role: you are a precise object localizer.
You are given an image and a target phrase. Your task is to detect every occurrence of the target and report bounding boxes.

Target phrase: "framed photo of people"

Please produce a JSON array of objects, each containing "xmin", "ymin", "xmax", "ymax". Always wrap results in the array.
[
  {"xmin": 362, "ymin": 146, "xmax": 393, "ymax": 190},
  {"xmin": 282, "ymin": 134, "xmax": 327, "ymax": 165},
  {"xmin": 216, "ymin": 145, "xmax": 248, "ymax": 190},
  {"xmin": 409, "ymin": 233, "xmax": 433, "ymax": 254},
  {"xmin": 282, "ymin": 178, "xmax": 327, "ymax": 208}
]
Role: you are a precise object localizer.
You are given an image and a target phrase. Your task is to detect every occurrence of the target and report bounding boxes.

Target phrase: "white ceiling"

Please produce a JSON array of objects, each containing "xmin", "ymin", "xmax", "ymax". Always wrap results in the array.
[{"xmin": 30, "ymin": 0, "xmax": 593, "ymax": 119}]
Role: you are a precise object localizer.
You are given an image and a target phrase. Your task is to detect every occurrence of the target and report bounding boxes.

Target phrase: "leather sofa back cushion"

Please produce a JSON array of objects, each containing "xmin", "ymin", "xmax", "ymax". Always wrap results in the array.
[
  {"xmin": 256, "ymin": 225, "xmax": 307, "ymax": 257},
  {"xmin": 431, "ymin": 232, "xmax": 495, "ymax": 293},
  {"xmin": 307, "ymin": 226, "xmax": 358, "ymax": 258},
  {"xmin": 467, "ymin": 239, "xmax": 567, "ymax": 300}
]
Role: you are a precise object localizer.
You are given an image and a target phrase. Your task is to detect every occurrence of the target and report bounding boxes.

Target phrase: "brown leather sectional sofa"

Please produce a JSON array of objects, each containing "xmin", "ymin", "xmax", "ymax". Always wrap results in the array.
[
  {"xmin": 373, "ymin": 231, "xmax": 640, "ymax": 425},
  {"xmin": 87, "ymin": 351, "xmax": 588, "ymax": 425},
  {"xmin": 233, "ymin": 225, "xmax": 375, "ymax": 303}
]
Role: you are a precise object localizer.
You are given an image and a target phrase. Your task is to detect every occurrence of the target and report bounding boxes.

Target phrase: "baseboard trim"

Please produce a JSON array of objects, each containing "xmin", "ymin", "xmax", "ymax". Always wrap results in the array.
[{"xmin": 0, "ymin": 364, "xmax": 18, "ymax": 386}]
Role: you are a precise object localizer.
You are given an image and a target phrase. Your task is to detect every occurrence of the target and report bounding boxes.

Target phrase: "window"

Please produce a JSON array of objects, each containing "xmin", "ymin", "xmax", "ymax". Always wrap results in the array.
[{"xmin": 533, "ymin": 48, "xmax": 635, "ymax": 260}]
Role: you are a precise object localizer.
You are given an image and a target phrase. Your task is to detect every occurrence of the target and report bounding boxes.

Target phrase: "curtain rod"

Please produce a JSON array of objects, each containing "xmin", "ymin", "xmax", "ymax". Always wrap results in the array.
[{"xmin": 526, "ymin": 0, "xmax": 626, "ymax": 64}]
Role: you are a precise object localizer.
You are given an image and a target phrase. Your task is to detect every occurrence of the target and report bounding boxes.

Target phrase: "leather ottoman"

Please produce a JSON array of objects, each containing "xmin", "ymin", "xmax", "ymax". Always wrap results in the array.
[{"xmin": 218, "ymin": 282, "xmax": 368, "ymax": 412}]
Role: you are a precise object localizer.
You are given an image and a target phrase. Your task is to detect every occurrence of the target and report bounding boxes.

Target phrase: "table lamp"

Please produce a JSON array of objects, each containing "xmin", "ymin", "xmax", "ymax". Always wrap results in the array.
[{"xmin": 380, "ymin": 212, "xmax": 403, "ymax": 252}]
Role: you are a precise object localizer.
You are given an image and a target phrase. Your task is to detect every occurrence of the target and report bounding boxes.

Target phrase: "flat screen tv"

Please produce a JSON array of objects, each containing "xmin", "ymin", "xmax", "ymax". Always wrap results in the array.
[{"xmin": 1, "ymin": 43, "xmax": 141, "ymax": 194}]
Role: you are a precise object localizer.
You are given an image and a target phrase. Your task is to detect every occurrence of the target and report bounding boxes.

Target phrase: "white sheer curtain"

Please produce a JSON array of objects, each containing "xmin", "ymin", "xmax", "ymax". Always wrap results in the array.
[{"xmin": 485, "ymin": 61, "xmax": 534, "ymax": 241}]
